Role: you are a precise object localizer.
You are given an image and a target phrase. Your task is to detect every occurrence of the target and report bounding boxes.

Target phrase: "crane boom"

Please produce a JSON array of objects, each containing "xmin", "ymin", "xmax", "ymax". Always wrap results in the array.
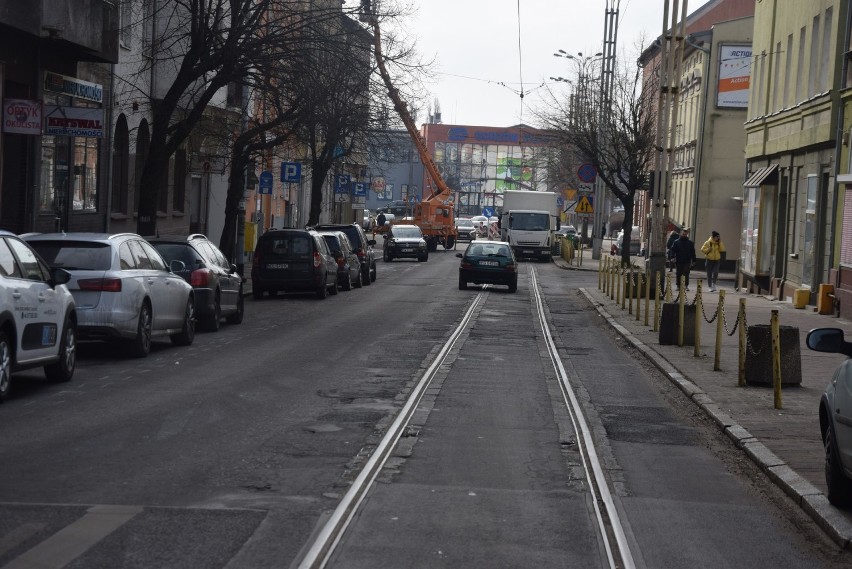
[{"xmin": 369, "ymin": 19, "xmax": 450, "ymax": 201}]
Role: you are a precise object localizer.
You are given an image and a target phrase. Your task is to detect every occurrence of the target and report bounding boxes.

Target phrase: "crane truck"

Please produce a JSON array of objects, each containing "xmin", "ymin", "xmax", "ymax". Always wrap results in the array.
[
  {"xmin": 365, "ymin": 8, "xmax": 456, "ymax": 251},
  {"xmin": 499, "ymin": 190, "xmax": 561, "ymax": 262}
]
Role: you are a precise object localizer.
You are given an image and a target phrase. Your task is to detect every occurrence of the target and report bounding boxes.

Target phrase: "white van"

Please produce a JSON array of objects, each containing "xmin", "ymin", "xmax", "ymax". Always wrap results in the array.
[{"xmin": 615, "ymin": 226, "xmax": 642, "ymax": 255}]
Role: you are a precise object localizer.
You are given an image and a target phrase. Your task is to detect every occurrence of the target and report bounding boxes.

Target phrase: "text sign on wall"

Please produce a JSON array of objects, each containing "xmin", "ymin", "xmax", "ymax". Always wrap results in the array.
[
  {"xmin": 717, "ymin": 44, "xmax": 752, "ymax": 108},
  {"xmin": 3, "ymin": 99, "xmax": 42, "ymax": 134},
  {"xmin": 43, "ymin": 106, "xmax": 104, "ymax": 137},
  {"xmin": 44, "ymin": 72, "xmax": 103, "ymax": 103}
]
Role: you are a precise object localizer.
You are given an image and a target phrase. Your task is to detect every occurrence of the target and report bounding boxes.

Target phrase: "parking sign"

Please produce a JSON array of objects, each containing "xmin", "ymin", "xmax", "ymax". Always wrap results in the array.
[
  {"xmin": 281, "ymin": 162, "xmax": 301, "ymax": 183},
  {"xmin": 335, "ymin": 174, "xmax": 350, "ymax": 193}
]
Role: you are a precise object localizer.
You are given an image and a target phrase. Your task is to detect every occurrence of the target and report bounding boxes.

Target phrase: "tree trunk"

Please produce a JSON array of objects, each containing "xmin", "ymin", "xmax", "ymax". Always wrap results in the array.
[
  {"xmin": 219, "ymin": 149, "xmax": 249, "ymax": 263},
  {"xmin": 136, "ymin": 130, "xmax": 169, "ymax": 237},
  {"xmin": 620, "ymin": 196, "xmax": 635, "ymax": 266},
  {"xmin": 308, "ymin": 162, "xmax": 331, "ymax": 226}
]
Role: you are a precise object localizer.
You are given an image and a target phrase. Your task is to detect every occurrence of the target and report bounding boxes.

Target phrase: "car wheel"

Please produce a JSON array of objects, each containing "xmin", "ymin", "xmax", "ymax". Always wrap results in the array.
[
  {"xmin": 361, "ymin": 265, "xmax": 371, "ymax": 287},
  {"xmin": 252, "ymin": 286, "xmax": 264, "ymax": 300},
  {"xmin": 458, "ymin": 275, "xmax": 468, "ymax": 290},
  {"xmin": 129, "ymin": 303, "xmax": 153, "ymax": 358},
  {"xmin": 418, "ymin": 254, "xmax": 427, "ymax": 262},
  {"xmin": 445, "ymin": 236, "xmax": 455, "ymax": 250},
  {"xmin": 204, "ymin": 292, "xmax": 222, "ymax": 332},
  {"xmin": 316, "ymin": 278, "xmax": 328, "ymax": 299},
  {"xmin": 0, "ymin": 331, "xmax": 11, "ymax": 402},
  {"xmin": 353, "ymin": 271, "xmax": 363, "ymax": 289},
  {"xmin": 45, "ymin": 318, "xmax": 76, "ymax": 383},
  {"xmin": 328, "ymin": 272, "xmax": 339, "ymax": 296},
  {"xmin": 171, "ymin": 298, "xmax": 196, "ymax": 346},
  {"xmin": 825, "ymin": 424, "xmax": 852, "ymax": 506},
  {"xmin": 226, "ymin": 288, "xmax": 244, "ymax": 324},
  {"xmin": 508, "ymin": 279, "xmax": 518, "ymax": 293},
  {"xmin": 370, "ymin": 261, "xmax": 377, "ymax": 282},
  {"xmin": 382, "ymin": 248, "xmax": 388, "ymax": 262},
  {"xmin": 342, "ymin": 274, "xmax": 352, "ymax": 291}
]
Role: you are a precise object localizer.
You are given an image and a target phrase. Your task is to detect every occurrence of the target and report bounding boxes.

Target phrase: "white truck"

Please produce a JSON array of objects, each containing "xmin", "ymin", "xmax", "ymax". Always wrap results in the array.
[{"xmin": 499, "ymin": 190, "xmax": 561, "ymax": 262}]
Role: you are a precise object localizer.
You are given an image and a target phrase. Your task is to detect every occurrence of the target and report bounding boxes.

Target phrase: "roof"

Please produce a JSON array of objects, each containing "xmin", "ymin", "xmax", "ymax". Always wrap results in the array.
[{"xmin": 743, "ymin": 164, "xmax": 778, "ymax": 187}]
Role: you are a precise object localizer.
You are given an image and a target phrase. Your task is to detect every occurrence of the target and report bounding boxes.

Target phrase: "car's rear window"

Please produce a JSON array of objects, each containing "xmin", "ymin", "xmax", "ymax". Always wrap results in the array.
[
  {"xmin": 339, "ymin": 227, "xmax": 361, "ymax": 247},
  {"xmin": 321, "ymin": 235, "xmax": 341, "ymax": 253},
  {"xmin": 262, "ymin": 234, "xmax": 312, "ymax": 259},
  {"xmin": 393, "ymin": 227, "xmax": 422, "ymax": 239},
  {"xmin": 29, "ymin": 241, "xmax": 112, "ymax": 270},
  {"xmin": 152, "ymin": 243, "xmax": 200, "ymax": 267}
]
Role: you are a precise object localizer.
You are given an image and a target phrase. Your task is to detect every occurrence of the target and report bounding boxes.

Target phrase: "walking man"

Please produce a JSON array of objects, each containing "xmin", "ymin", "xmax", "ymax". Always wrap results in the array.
[
  {"xmin": 700, "ymin": 230, "xmax": 725, "ymax": 292},
  {"xmin": 668, "ymin": 228, "xmax": 696, "ymax": 292}
]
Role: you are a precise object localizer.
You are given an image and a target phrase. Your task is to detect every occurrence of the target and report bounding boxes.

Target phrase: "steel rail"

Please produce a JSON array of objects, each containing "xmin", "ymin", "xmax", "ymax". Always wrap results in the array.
[{"xmin": 530, "ymin": 266, "xmax": 636, "ymax": 569}]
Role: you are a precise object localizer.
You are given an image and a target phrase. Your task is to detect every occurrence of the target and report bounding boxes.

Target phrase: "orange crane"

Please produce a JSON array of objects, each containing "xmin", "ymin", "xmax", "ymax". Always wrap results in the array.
[{"xmin": 366, "ymin": 10, "xmax": 457, "ymax": 251}]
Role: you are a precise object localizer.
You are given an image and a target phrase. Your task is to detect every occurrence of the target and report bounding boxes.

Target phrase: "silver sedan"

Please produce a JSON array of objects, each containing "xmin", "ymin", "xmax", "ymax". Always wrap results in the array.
[{"xmin": 24, "ymin": 232, "xmax": 195, "ymax": 358}]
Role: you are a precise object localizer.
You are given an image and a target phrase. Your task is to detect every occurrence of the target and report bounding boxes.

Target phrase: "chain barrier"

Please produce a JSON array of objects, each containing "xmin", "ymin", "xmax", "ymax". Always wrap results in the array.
[
  {"xmin": 743, "ymin": 311, "xmax": 770, "ymax": 357},
  {"xmin": 721, "ymin": 299, "xmax": 741, "ymax": 337}
]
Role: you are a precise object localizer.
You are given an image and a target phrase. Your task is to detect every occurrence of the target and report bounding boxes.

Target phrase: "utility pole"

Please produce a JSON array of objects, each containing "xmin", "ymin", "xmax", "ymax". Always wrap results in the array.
[{"xmin": 592, "ymin": 0, "xmax": 620, "ymax": 260}]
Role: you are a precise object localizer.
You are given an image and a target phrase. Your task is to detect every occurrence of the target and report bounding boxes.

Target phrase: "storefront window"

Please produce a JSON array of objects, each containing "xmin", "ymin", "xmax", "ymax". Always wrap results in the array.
[{"xmin": 73, "ymin": 136, "xmax": 99, "ymax": 210}]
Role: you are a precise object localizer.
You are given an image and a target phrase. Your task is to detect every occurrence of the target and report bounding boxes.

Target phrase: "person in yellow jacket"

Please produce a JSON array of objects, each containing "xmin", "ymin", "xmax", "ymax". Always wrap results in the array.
[{"xmin": 700, "ymin": 231, "xmax": 725, "ymax": 291}]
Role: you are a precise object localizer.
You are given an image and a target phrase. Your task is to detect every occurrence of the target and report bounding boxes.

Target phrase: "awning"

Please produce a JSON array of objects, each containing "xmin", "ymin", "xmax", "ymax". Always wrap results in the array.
[{"xmin": 743, "ymin": 164, "xmax": 779, "ymax": 187}]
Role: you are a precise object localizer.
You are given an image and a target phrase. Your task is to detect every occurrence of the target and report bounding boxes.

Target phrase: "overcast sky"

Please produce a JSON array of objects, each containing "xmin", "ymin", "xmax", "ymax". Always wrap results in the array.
[{"xmin": 353, "ymin": 0, "xmax": 712, "ymax": 127}]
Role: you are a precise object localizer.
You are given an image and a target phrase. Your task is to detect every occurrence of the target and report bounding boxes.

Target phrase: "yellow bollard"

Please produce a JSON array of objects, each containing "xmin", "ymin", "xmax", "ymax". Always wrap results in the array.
[
  {"xmin": 627, "ymin": 267, "xmax": 633, "ymax": 314},
  {"xmin": 636, "ymin": 272, "xmax": 643, "ymax": 322},
  {"xmin": 598, "ymin": 256, "xmax": 604, "ymax": 290},
  {"xmin": 653, "ymin": 271, "xmax": 661, "ymax": 332},
  {"xmin": 678, "ymin": 275, "xmax": 686, "ymax": 347},
  {"xmin": 665, "ymin": 272, "xmax": 673, "ymax": 302},
  {"xmin": 694, "ymin": 280, "xmax": 702, "ymax": 357},
  {"xmin": 621, "ymin": 268, "xmax": 627, "ymax": 310},
  {"xmin": 644, "ymin": 271, "xmax": 651, "ymax": 326},
  {"xmin": 617, "ymin": 266, "xmax": 623, "ymax": 306},
  {"xmin": 771, "ymin": 309, "xmax": 783, "ymax": 409},
  {"xmin": 610, "ymin": 263, "xmax": 616, "ymax": 301},
  {"xmin": 714, "ymin": 290, "xmax": 725, "ymax": 371},
  {"xmin": 738, "ymin": 298, "xmax": 747, "ymax": 387}
]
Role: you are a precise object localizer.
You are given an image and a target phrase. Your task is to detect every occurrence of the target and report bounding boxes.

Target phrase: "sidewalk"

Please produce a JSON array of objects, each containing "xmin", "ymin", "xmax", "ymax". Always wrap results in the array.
[{"xmin": 555, "ymin": 246, "xmax": 852, "ymax": 547}]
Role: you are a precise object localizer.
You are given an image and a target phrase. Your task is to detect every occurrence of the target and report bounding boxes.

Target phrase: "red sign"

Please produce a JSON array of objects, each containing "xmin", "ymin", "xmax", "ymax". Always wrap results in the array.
[{"xmin": 3, "ymin": 99, "xmax": 42, "ymax": 135}]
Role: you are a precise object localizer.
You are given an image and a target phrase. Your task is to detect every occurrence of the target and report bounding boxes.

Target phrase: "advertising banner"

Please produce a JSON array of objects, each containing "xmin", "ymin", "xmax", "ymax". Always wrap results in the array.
[
  {"xmin": 3, "ymin": 99, "xmax": 42, "ymax": 134},
  {"xmin": 717, "ymin": 44, "xmax": 752, "ymax": 108},
  {"xmin": 44, "ymin": 106, "xmax": 104, "ymax": 137}
]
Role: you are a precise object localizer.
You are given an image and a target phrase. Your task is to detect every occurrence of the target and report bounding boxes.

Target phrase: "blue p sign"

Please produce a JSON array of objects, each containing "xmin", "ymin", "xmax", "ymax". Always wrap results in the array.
[{"xmin": 281, "ymin": 162, "xmax": 301, "ymax": 183}]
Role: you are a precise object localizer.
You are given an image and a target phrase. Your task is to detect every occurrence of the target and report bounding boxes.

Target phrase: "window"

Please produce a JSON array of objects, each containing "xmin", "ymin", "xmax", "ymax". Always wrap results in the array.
[
  {"xmin": 0, "ymin": 239, "xmax": 20, "ymax": 278},
  {"xmin": 128, "ymin": 240, "xmax": 153, "ymax": 269},
  {"xmin": 809, "ymin": 14, "xmax": 820, "ymax": 98},
  {"xmin": 783, "ymin": 34, "xmax": 792, "ymax": 108},
  {"xmin": 119, "ymin": 242, "xmax": 136, "ymax": 270},
  {"xmin": 7, "ymin": 238, "xmax": 48, "ymax": 281},
  {"xmin": 140, "ymin": 241, "xmax": 167, "ymax": 271},
  {"xmin": 772, "ymin": 41, "xmax": 781, "ymax": 111},
  {"xmin": 120, "ymin": 0, "xmax": 132, "ymax": 48},
  {"xmin": 820, "ymin": 7, "xmax": 833, "ymax": 92},
  {"xmin": 73, "ymin": 135, "xmax": 99, "ymax": 211},
  {"xmin": 796, "ymin": 27, "xmax": 806, "ymax": 103}
]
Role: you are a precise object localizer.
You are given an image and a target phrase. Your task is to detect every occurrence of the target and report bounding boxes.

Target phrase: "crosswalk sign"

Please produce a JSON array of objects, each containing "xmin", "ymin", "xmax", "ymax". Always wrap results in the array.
[{"xmin": 576, "ymin": 195, "xmax": 594, "ymax": 214}]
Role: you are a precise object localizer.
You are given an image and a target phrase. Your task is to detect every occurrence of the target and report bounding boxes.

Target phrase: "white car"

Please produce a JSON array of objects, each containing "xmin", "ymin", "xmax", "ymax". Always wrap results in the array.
[
  {"xmin": 25, "ymin": 233, "xmax": 195, "ymax": 358},
  {"xmin": 0, "ymin": 230, "xmax": 77, "ymax": 401}
]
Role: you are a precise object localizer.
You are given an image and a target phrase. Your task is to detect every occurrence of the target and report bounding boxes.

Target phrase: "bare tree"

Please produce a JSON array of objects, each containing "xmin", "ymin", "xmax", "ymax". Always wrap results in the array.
[{"xmin": 537, "ymin": 54, "xmax": 656, "ymax": 265}]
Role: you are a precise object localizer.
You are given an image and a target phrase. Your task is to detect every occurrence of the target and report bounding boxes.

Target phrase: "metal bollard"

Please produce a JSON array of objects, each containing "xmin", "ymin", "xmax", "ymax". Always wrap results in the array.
[
  {"xmin": 598, "ymin": 256, "xmax": 604, "ymax": 290},
  {"xmin": 738, "ymin": 298, "xmax": 747, "ymax": 387},
  {"xmin": 694, "ymin": 280, "xmax": 702, "ymax": 357},
  {"xmin": 636, "ymin": 272, "xmax": 643, "ymax": 321},
  {"xmin": 771, "ymin": 309, "xmax": 783, "ymax": 409},
  {"xmin": 617, "ymin": 266, "xmax": 623, "ymax": 306},
  {"xmin": 714, "ymin": 290, "xmax": 725, "ymax": 371},
  {"xmin": 665, "ymin": 272, "xmax": 673, "ymax": 302},
  {"xmin": 621, "ymin": 268, "xmax": 627, "ymax": 310},
  {"xmin": 644, "ymin": 271, "xmax": 651, "ymax": 326}
]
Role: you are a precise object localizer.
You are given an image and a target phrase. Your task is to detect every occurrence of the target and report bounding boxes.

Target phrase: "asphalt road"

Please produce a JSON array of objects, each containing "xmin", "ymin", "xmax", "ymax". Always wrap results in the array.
[{"xmin": 0, "ymin": 249, "xmax": 849, "ymax": 568}]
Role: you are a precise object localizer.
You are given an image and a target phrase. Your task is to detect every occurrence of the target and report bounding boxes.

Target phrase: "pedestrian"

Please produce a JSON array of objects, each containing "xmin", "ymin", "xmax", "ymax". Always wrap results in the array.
[
  {"xmin": 665, "ymin": 230, "xmax": 679, "ymax": 272},
  {"xmin": 668, "ymin": 228, "xmax": 696, "ymax": 292},
  {"xmin": 701, "ymin": 230, "xmax": 725, "ymax": 292}
]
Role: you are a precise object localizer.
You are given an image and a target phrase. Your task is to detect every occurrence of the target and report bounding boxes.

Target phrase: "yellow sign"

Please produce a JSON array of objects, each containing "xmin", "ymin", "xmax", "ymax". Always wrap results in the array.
[{"xmin": 576, "ymin": 195, "xmax": 594, "ymax": 214}]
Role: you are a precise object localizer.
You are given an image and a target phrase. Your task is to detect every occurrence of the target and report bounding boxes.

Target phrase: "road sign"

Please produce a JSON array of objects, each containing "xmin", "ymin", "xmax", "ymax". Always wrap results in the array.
[
  {"xmin": 258, "ymin": 171, "xmax": 273, "ymax": 195},
  {"xmin": 578, "ymin": 183, "xmax": 593, "ymax": 194},
  {"xmin": 281, "ymin": 162, "xmax": 301, "ymax": 182},
  {"xmin": 576, "ymin": 195, "xmax": 594, "ymax": 214},
  {"xmin": 483, "ymin": 207, "xmax": 494, "ymax": 217},
  {"xmin": 335, "ymin": 174, "xmax": 350, "ymax": 194},
  {"xmin": 578, "ymin": 163, "xmax": 597, "ymax": 183},
  {"xmin": 352, "ymin": 182, "xmax": 367, "ymax": 197}
]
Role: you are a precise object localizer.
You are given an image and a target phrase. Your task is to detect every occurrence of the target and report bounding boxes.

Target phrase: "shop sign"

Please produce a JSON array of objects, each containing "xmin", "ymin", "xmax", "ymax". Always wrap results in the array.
[
  {"xmin": 44, "ymin": 71, "xmax": 103, "ymax": 103},
  {"xmin": 3, "ymin": 99, "xmax": 42, "ymax": 134},
  {"xmin": 43, "ymin": 106, "xmax": 104, "ymax": 137}
]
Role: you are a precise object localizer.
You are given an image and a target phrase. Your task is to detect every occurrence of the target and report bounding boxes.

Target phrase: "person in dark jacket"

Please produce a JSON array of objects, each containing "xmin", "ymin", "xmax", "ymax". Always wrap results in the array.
[
  {"xmin": 668, "ymin": 228, "xmax": 696, "ymax": 291},
  {"xmin": 665, "ymin": 230, "xmax": 679, "ymax": 271}
]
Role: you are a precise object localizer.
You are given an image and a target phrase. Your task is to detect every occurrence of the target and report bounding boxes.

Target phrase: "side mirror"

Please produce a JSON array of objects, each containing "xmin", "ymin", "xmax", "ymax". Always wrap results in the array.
[
  {"xmin": 383, "ymin": 234, "xmax": 389, "ymax": 240},
  {"xmin": 169, "ymin": 259, "xmax": 187, "ymax": 273},
  {"xmin": 806, "ymin": 328, "xmax": 847, "ymax": 354},
  {"xmin": 455, "ymin": 253, "xmax": 463, "ymax": 258},
  {"xmin": 367, "ymin": 239, "xmax": 376, "ymax": 246},
  {"xmin": 50, "ymin": 267, "xmax": 72, "ymax": 287}
]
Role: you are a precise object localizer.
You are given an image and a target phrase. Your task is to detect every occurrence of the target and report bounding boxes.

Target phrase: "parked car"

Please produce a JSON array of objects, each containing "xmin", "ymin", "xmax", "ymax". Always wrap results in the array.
[
  {"xmin": 383, "ymin": 224, "xmax": 428, "ymax": 262},
  {"xmin": 318, "ymin": 231, "xmax": 362, "ymax": 291},
  {"xmin": 806, "ymin": 328, "xmax": 852, "ymax": 506},
  {"xmin": 456, "ymin": 217, "xmax": 475, "ymax": 241},
  {"xmin": 147, "ymin": 234, "xmax": 244, "ymax": 332},
  {"xmin": 24, "ymin": 232, "xmax": 195, "ymax": 358},
  {"xmin": 613, "ymin": 226, "xmax": 642, "ymax": 256},
  {"xmin": 251, "ymin": 229, "xmax": 338, "ymax": 300},
  {"xmin": 362, "ymin": 209, "xmax": 372, "ymax": 231},
  {"xmin": 456, "ymin": 240, "xmax": 518, "ymax": 293},
  {"xmin": 0, "ymin": 231, "xmax": 77, "ymax": 400},
  {"xmin": 313, "ymin": 223, "xmax": 377, "ymax": 285}
]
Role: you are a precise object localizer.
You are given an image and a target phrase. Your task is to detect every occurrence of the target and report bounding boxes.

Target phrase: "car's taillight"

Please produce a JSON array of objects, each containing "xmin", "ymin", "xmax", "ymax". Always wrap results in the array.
[
  {"xmin": 335, "ymin": 253, "xmax": 345, "ymax": 268},
  {"xmin": 460, "ymin": 262, "xmax": 473, "ymax": 269},
  {"xmin": 78, "ymin": 277, "xmax": 122, "ymax": 292},
  {"xmin": 505, "ymin": 264, "xmax": 516, "ymax": 272},
  {"xmin": 253, "ymin": 250, "xmax": 261, "ymax": 265},
  {"xmin": 355, "ymin": 247, "xmax": 365, "ymax": 259},
  {"xmin": 313, "ymin": 251, "xmax": 322, "ymax": 268},
  {"xmin": 191, "ymin": 268, "xmax": 212, "ymax": 286}
]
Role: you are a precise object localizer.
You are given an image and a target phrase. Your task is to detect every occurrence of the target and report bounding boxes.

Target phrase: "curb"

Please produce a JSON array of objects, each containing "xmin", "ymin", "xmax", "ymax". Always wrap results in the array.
[{"xmin": 578, "ymin": 287, "xmax": 852, "ymax": 549}]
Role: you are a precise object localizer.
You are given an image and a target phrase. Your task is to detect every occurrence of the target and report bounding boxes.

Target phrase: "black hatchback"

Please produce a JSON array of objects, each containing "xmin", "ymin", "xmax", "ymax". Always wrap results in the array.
[
  {"xmin": 251, "ymin": 229, "xmax": 338, "ymax": 300},
  {"xmin": 313, "ymin": 223, "xmax": 377, "ymax": 286},
  {"xmin": 148, "ymin": 234, "xmax": 244, "ymax": 331}
]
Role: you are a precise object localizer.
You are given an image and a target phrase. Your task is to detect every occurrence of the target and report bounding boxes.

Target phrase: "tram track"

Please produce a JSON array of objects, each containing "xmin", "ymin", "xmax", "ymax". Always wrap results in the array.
[{"xmin": 298, "ymin": 266, "xmax": 635, "ymax": 569}]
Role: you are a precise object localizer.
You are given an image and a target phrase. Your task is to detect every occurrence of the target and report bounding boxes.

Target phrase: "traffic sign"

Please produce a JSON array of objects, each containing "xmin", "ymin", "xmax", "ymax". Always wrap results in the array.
[
  {"xmin": 483, "ymin": 207, "xmax": 494, "ymax": 217},
  {"xmin": 258, "ymin": 171, "xmax": 273, "ymax": 195},
  {"xmin": 352, "ymin": 182, "xmax": 367, "ymax": 197},
  {"xmin": 335, "ymin": 174, "xmax": 350, "ymax": 194},
  {"xmin": 578, "ymin": 163, "xmax": 597, "ymax": 183},
  {"xmin": 576, "ymin": 195, "xmax": 594, "ymax": 214},
  {"xmin": 281, "ymin": 162, "xmax": 301, "ymax": 182}
]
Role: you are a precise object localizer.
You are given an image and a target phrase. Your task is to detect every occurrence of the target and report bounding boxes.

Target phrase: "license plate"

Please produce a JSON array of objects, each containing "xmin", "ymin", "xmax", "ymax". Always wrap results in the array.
[
  {"xmin": 402, "ymin": 248, "xmax": 413, "ymax": 253},
  {"xmin": 267, "ymin": 263, "xmax": 288, "ymax": 269},
  {"xmin": 479, "ymin": 260, "xmax": 498, "ymax": 266},
  {"xmin": 522, "ymin": 250, "xmax": 534, "ymax": 255}
]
